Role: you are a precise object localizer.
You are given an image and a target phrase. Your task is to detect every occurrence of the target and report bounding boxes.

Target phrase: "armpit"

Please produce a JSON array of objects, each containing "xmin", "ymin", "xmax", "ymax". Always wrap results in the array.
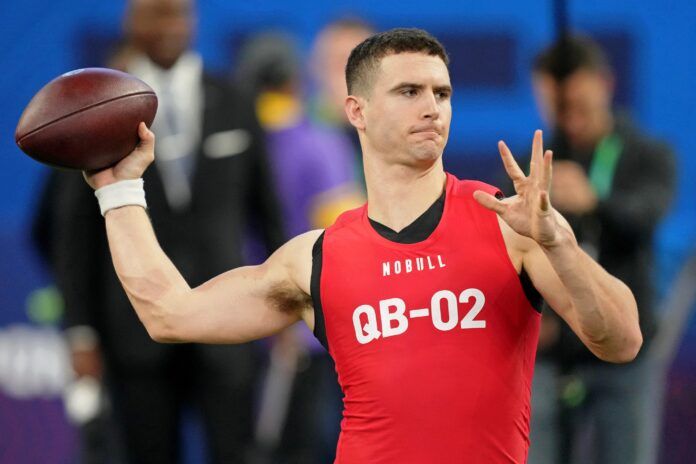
[{"xmin": 267, "ymin": 283, "xmax": 312, "ymax": 315}]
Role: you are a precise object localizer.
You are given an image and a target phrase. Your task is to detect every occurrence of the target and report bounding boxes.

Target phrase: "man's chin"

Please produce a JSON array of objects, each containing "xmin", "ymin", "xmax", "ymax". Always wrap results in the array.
[{"xmin": 409, "ymin": 144, "xmax": 443, "ymax": 164}]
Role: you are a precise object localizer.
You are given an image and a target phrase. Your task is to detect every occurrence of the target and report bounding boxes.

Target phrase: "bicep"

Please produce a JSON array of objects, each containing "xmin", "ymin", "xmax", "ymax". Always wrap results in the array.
[
  {"xmin": 169, "ymin": 230, "xmax": 321, "ymax": 344},
  {"xmin": 177, "ymin": 264, "xmax": 302, "ymax": 344}
]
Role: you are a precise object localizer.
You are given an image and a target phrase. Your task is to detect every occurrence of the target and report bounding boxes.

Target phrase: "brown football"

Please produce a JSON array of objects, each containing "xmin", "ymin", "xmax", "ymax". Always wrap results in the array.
[{"xmin": 15, "ymin": 68, "xmax": 158, "ymax": 170}]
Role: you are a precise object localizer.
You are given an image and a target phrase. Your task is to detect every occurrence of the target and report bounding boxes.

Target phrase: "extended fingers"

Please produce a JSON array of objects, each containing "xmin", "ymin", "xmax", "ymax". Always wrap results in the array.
[
  {"xmin": 540, "ymin": 149, "xmax": 553, "ymax": 191},
  {"xmin": 498, "ymin": 141, "xmax": 526, "ymax": 183},
  {"xmin": 529, "ymin": 130, "xmax": 544, "ymax": 180},
  {"xmin": 138, "ymin": 122, "xmax": 155, "ymax": 144},
  {"xmin": 473, "ymin": 190, "xmax": 507, "ymax": 215}
]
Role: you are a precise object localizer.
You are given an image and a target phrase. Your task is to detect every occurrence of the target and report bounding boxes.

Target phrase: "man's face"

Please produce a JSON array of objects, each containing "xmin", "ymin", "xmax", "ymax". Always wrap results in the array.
[
  {"xmin": 127, "ymin": 0, "xmax": 194, "ymax": 69},
  {"xmin": 312, "ymin": 26, "xmax": 373, "ymax": 117},
  {"xmin": 359, "ymin": 52, "xmax": 452, "ymax": 166},
  {"xmin": 533, "ymin": 69, "xmax": 614, "ymax": 150}
]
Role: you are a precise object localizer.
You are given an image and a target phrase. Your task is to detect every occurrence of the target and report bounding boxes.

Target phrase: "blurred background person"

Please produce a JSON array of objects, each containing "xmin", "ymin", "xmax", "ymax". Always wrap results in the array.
[
  {"xmin": 52, "ymin": 0, "xmax": 284, "ymax": 462},
  {"xmin": 3, "ymin": 2, "xmax": 695, "ymax": 463},
  {"xmin": 308, "ymin": 18, "xmax": 374, "ymax": 190},
  {"xmin": 528, "ymin": 35, "xmax": 676, "ymax": 464},
  {"xmin": 32, "ymin": 171, "xmax": 123, "ymax": 464},
  {"xmin": 234, "ymin": 32, "xmax": 363, "ymax": 463},
  {"xmin": 235, "ymin": 32, "xmax": 363, "ymax": 247}
]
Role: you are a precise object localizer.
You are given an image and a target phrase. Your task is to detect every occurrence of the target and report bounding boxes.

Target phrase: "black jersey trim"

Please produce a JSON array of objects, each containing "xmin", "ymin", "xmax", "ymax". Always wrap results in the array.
[
  {"xmin": 368, "ymin": 192, "xmax": 445, "ymax": 244},
  {"xmin": 520, "ymin": 268, "xmax": 543, "ymax": 313},
  {"xmin": 367, "ymin": 187, "xmax": 541, "ymax": 311},
  {"xmin": 311, "ymin": 232, "xmax": 329, "ymax": 351}
]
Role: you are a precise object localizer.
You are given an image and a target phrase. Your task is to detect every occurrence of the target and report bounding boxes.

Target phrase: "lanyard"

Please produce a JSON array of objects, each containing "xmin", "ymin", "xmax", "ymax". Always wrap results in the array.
[{"xmin": 588, "ymin": 134, "xmax": 623, "ymax": 200}]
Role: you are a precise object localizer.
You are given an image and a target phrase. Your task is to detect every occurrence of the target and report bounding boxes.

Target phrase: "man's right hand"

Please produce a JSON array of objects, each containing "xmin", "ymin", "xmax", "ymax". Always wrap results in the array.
[{"xmin": 83, "ymin": 122, "xmax": 155, "ymax": 190}]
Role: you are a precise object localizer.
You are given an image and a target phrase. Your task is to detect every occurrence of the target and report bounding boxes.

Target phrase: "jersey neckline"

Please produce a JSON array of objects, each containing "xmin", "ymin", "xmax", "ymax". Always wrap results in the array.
[
  {"xmin": 368, "ymin": 191, "xmax": 444, "ymax": 243},
  {"xmin": 361, "ymin": 172, "xmax": 455, "ymax": 250}
]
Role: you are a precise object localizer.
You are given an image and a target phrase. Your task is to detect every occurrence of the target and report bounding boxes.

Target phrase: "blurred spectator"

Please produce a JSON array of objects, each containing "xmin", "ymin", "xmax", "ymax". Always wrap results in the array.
[
  {"xmin": 236, "ymin": 33, "xmax": 364, "ymax": 236},
  {"xmin": 32, "ymin": 170, "xmax": 123, "ymax": 463},
  {"xmin": 51, "ymin": 0, "xmax": 284, "ymax": 462},
  {"xmin": 308, "ymin": 18, "xmax": 374, "ymax": 189},
  {"xmin": 234, "ymin": 32, "xmax": 363, "ymax": 463},
  {"xmin": 528, "ymin": 35, "xmax": 676, "ymax": 464}
]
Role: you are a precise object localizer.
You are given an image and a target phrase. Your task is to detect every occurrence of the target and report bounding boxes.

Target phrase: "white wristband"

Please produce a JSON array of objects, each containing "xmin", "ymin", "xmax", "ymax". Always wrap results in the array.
[{"xmin": 94, "ymin": 179, "xmax": 147, "ymax": 217}]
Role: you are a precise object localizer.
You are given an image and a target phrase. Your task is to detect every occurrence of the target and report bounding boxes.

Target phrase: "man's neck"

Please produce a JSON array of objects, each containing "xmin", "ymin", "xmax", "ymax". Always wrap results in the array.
[{"xmin": 364, "ymin": 155, "xmax": 447, "ymax": 233}]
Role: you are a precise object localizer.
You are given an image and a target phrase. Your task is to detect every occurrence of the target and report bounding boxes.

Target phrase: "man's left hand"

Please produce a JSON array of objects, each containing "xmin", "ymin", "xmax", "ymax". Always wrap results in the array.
[{"xmin": 474, "ymin": 130, "xmax": 564, "ymax": 249}]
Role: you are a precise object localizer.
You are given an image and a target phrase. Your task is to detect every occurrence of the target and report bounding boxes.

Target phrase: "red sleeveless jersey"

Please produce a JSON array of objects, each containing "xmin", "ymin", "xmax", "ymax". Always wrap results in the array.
[{"xmin": 314, "ymin": 173, "xmax": 541, "ymax": 463}]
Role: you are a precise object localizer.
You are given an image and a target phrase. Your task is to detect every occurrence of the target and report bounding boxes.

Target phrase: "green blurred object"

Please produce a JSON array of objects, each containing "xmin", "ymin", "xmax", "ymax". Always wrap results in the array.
[
  {"xmin": 589, "ymin": 134, "xmax": 624, "ymax": 200},
  {"xmin": 26, "ymin": 285, "xmax": 64, "ymax": 325},
  {"xmin": 561, "ymin": 376, "xmax": 587, "ymax": 408}
]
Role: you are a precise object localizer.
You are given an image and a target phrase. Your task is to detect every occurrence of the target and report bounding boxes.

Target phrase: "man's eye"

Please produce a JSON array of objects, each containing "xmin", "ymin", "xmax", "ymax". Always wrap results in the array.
[
  {"xmin": 402, "ymin": 89, "xmax": 417, "ymax": 96},
  {"xmin": 437, "ymin": 91, "xmax": 451, "ymax": 100}
]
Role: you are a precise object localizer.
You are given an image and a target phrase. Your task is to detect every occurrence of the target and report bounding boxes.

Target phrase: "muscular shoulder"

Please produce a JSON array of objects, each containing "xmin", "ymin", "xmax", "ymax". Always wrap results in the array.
[
  {"xmin": 262, "ymin": 230, "xmax": 324, "ymax": 325},
  {"xmin": 275, "ymin": 229, "xmax": 324, "ymax": 295}
]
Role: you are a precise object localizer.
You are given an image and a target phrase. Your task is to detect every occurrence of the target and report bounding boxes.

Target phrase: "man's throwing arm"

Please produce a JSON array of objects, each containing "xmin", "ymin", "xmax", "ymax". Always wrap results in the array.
[{"xmin": 105, "ymin": 205, "xmax": 319, "ymax": 344}]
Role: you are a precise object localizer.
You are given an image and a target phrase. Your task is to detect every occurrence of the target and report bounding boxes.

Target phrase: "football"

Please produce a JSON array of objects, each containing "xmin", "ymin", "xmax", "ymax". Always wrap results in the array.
[{"xmin": 15, "ymin": 68, "xmax": 157, "ymax": 170}]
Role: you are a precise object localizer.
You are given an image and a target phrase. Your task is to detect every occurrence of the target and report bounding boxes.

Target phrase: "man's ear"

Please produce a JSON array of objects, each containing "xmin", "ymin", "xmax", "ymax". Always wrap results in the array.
[{"xmin": 345, "ymin": 95, "xmax": 366, "ymax": 131}]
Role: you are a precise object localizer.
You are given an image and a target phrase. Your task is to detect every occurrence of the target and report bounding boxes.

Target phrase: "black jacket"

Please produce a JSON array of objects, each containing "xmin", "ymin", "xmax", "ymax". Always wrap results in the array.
[
  {"xmin": 551, "ymin": 116, "xmax": 676, "ymax": 364},
  {"xmin": 47, "ymin": 75, "xmax": 284, "ymax": 371}
]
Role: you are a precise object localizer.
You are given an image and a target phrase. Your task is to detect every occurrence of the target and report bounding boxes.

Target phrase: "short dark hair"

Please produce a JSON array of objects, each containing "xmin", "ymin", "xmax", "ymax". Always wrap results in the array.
[
  {"xmin": 346, "ymin": 28, "xmax": 450, "ymax": 96},
  {"xmin": 533, "ymin": 35, "xmax": 611, "ymax": 81}
]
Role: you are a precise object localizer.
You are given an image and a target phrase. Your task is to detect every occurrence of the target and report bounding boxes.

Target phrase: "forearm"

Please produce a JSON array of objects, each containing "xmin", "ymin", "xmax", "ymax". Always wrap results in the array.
[
  {"xmin": 104, "ymin": 206, "xmax": 190, "ymax": 342},
  {"xmin": 543, "ymin": 228, "xmax": 641, "ymax": 362}
]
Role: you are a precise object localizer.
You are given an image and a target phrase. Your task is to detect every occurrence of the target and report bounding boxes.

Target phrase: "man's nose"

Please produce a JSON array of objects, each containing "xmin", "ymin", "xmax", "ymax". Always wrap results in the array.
[{"xmin": 421, "ymin": 91, "xmax": 440, "ymax": 120}]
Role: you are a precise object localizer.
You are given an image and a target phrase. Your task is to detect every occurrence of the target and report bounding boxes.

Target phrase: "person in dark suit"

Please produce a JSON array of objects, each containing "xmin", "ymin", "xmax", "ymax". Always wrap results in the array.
[
  {"xmin": 527, "ymin": 35, "xmax": 676, "ymax": 464},
  {"xmin": 55, "ymin": 0, "xmax": 284, "ymax": 462}
]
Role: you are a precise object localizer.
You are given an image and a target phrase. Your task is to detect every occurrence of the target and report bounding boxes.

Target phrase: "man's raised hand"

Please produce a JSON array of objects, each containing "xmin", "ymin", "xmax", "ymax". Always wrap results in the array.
[
  {"xmin": 473, "ymin": 130, "xmax": 563, "ymax": 248},
  {"xmin": 84, "ymin": 122, "xmax": 155, "ymax": 190}
]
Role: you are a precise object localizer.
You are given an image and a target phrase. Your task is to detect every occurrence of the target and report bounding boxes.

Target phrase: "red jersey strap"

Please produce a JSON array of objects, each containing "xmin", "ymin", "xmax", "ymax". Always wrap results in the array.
[
  {"xmin": 332, "ymin": 204, "xmax": 365, "ymax": 229},
  {"xmin": 451, "ymin": 176, "xmax": 504, "ymax": 200}
]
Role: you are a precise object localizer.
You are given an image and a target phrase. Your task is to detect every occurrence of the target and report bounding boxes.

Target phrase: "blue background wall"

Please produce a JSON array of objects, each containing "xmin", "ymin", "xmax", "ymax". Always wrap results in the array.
[{"xmin": 1, "ymin": 1, "xmax": 694, "ymax": 462}]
